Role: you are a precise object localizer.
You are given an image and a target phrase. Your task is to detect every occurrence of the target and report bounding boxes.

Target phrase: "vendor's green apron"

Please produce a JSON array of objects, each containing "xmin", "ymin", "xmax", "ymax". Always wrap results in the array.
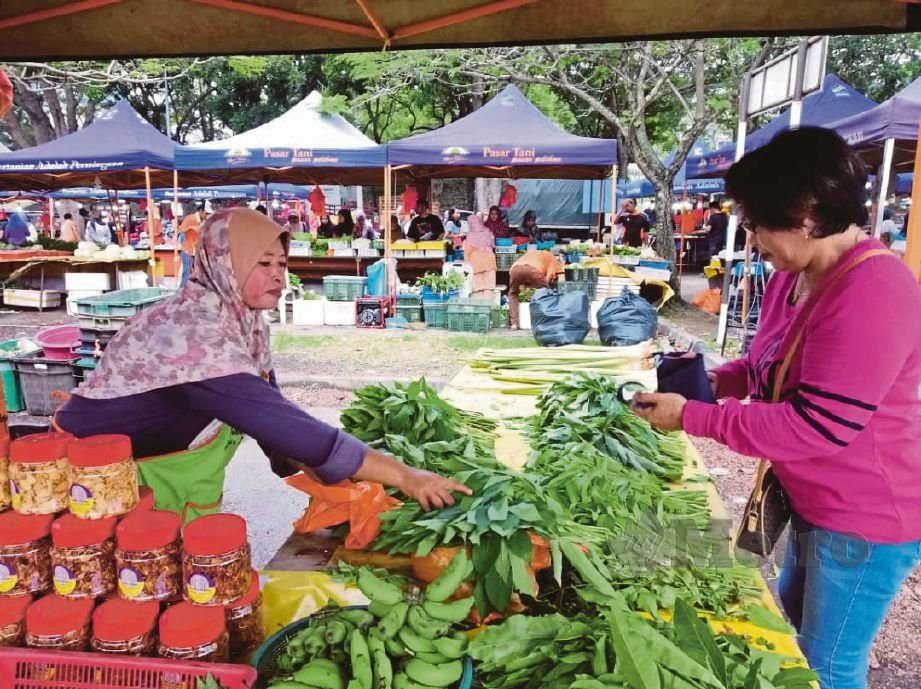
[{"xmin": 136, "ymin": 425, "xmax": 243, "ymax": 523}]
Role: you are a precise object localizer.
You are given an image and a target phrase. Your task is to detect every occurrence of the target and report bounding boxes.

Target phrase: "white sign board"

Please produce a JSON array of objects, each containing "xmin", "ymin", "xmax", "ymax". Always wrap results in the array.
[{"xmin": 746, "ymin": 37, "xmax": 828, "ymax": 117}]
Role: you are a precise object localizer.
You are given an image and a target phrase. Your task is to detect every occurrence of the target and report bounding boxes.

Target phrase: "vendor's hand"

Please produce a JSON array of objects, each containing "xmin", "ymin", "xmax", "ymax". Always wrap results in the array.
[
  {"xmin": 706, "ymin": 370, "xmax": 718, "ymax": 398},
  {"xmin": 632, "ymin": 392, "xmax": 688, "ymax": 431},
  {"xmin": 399, "ymin": 468, "xmax": 472, "ymax": 512}
]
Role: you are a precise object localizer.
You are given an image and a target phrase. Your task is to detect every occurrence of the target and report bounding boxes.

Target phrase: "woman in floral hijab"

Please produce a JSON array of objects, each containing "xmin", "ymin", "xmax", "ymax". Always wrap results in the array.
[{"xmin": 57, "ymin": 208, "xmax": 468, "ymax": 513}]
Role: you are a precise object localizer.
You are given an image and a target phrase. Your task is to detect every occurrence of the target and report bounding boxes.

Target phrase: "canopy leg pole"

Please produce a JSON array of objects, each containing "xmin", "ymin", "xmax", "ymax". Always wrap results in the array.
[
  {"xmin": 173, "ymin": 170, "xmax": 180, "ymax": 287},
  {"xmin": 595, "ymin": 180, "xmax": 603, "ymax": 243},
  {"xmin": 609, "ymin": 164, "xmax": 617, "ymax": 259},
  {"xmin": 874, "ymin": 138, "xmax": 895, "ymax": 238},
  {"xmin": 384, "ymin": 164, "xmax": 393, "ymax": 302},
  {"xmin": 112, "ymin": 190, "xmax": 124, "ymax": 246},
  {"xmin": 145, "ymin": 166, "xmax": 157, "ymax": 287},
  {"xmin": 904, "ymin": 124, "xmax": 921, "ymax": 283}
]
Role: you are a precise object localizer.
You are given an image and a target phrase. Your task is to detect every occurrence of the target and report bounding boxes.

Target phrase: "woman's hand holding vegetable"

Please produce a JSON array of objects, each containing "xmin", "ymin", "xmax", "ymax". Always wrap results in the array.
[
  {"xmin": 631, "ymin": 392, "xmax": 688, "ymax": 431},
  {"xmin": 353, "ymin": 449, "xmax": 471, "ymax": 511}
]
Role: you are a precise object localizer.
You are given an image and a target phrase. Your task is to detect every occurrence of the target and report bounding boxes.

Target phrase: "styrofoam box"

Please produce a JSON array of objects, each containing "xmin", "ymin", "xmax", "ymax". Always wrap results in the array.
[
  {"xmin": 589, "ymin": 300, "xmax": 603, "ymax": 329},
  {"xmin": 333, "ymin": 248, "xmax": 356, "ymax": 258},
  {"xmin": 634, "ymin": 267, "xmax": 672, "ymax": 281},
  {"xmin": 3, "ymin": 289, "xmax": 62, "ymax": 309},
  {"xmin": 293, "ymin": 299, "xmax": 324, "ymax": 326},
  {"xmin": 519, "ymin": 305, "xmax": 531, "ymax": 330},
  {"xmin": 323, "ymin": 299, "xmax": 356, "ymax": 326},
  {"xmin": 66, "ymin": 290, "xmax": 105, "ymax": 316},
  {"xmin": 65, "ymin": 272, "xmax": 111, "ymax": 291},
  {"xmin": 289, "ymin": 247, "xmax": 312, "ymax": 257},
  {"xmin": 116, "ymin": 270, "xmax": 149, "ymax": 290}
]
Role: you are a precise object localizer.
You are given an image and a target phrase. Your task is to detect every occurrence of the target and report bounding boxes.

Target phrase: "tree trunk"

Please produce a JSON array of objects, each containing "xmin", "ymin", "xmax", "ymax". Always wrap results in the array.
[
  {"xmin": 12, "ymin": 82, "xmax": 56, "ymax": 143},
  {"xmin": 2, "ymin": 112, "xmax": 32, "ymax": 148},
  {"xmin": 475, "ymin": 178, "xmax": 502, "ymax": 211},
  {"xmin": 64, "ymin": 84, "xmax": 79, "ymax": 133},
  {"xmin": 652, "ymin": 184, "xmax": 681, "ymax": 293},
  {"xmin": 45, "ymin": 89, "xmax": 66, "ymax": 138}
]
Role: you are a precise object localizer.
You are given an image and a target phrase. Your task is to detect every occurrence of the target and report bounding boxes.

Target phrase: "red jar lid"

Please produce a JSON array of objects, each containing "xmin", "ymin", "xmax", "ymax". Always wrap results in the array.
[
  {"xmin": 10, "ymin": 432, "xmax": 73, "ymax": 464},
  {"xmin": 182, "ymin": 514, "xmax": 247, "ymax": 556},
  {"xmin": 51, "ymin": 513, "xmax": 117, "ymax": 548},
  {"xmin": 25, "ymin": 595, "xmax": 93, "ymax": 636},
  {"xmin": 136, "ymin": 486, "xmax": 155, "ymax": 511},
  {"xmin": 117, "ymin": 510, "xmax": 180, "ymax": 551},
  {"xmin": 228, "ymin": 571, "xmax": 260, "ymax": 610},
  {"xmin": 0, "ymin": 511, "xmax": 54, "ymax": 546},
  {"xmin": 159, "ymin": 601, "xmax": 226, "ymax": 648},
  {"xmin": 68, "ymin": 434, "xmax": 133, "ymax": 468},
  {"xmin": 0, "ymin": 433, "xmax": 9, "ymax": 457},
  {"xmin": 92, "ymin": 598, "xmax": 159, "ymax": 642},
  {"xmin": 0, "ymin": 594, "xmax": 31, "ymax": 627}
]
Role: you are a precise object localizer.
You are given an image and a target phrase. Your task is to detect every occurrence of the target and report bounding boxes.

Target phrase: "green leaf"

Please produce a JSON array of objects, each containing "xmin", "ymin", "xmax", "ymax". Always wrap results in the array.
[
  {"xmin": 672, "ymin": 599, "xmax": 728, "ymax": 686},
  {"xmin": 743, "ymin": 606, "xmax": 796, "ymax": 635},
  {"xmin": 607, "ymin": 611, "xmax": 662, "ymax": 689},
  {"xmin": 551, "ymin": 538, "xmax": 563, "ymax": 586}
]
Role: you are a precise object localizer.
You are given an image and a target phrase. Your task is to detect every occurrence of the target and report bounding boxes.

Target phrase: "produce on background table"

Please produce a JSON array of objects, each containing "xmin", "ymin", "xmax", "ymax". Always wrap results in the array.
[
  {"xmin": 415, "ymin": 271, "xmax": 465, "ymax": 295},
  {"xmin": 470, "ymin": 344, "xmax": 657, "ymax": 395},
  {"xmin": 266, "ymin": 560, "xmax": 474, "ymax": 689}
]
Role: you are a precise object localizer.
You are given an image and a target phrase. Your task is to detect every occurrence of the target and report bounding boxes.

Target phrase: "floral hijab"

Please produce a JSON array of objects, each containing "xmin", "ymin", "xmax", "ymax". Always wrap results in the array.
[{"xmin": 78, "ymin": 208, "xmax": 287, "ymax": 399}]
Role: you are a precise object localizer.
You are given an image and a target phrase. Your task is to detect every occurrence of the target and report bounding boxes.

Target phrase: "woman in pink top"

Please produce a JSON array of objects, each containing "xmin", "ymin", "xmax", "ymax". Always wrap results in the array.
[{"xmin": 635, "ymin": 127, "xmax": 921, "ymax": 689}]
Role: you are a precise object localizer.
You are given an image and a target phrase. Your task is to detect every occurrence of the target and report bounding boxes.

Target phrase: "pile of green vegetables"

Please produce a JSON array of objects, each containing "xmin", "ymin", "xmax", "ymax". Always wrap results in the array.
[
  {"xmin": 469, "ymin": 596, "xmax": 817, "ymax": 689},
  {"xmin": 268, "ymin": 559, "xmax": 475, "ymax": 689},
  {"xmin": 415, "ymin": 271, "xmax": 465, "ymax": 295},
  {"xmin": 340, "ymin": 379, "xmax": 499, "ymax": 474}
]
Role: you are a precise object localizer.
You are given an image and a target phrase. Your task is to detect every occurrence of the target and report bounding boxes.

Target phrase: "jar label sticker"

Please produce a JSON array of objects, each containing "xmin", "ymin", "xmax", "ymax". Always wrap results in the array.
[
  {"xmin": 186, "ymin": 572, "xmax": 216, "ymax": 604},
  {"xmin": 68, "ymin": 484, "xmax": 95, "ymax": 516},
  {"xmin": 118, "ymin": 567, "xmax": 145, "ymax": 599},
  {"xmin": 0, "ymin": 561, "xmax": 18, "ymax": 593},
  {"xmin": 10, "ymin": 481, "xmax": 20, "ymax": 510},
  {"xmin": 53, "ymin": 564, "xmax": 77, "ymax": 596}
]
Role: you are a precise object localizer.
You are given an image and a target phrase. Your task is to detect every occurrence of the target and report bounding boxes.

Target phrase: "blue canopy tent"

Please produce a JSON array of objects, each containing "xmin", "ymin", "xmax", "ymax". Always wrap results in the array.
[
  {"xmin": 176, "ymin": 92, "xmax": 385, "ymax": 186},
  {"xmin": 0, "ymin": 101, "xmax": 196, "ymax": 191},
  {"xmin": 686, "ymin": 75, "xmax": 878, "ymax": 179},
  {"xmin": 42, "ymin": 183, "xmax": 316, "ymax": 201},
  {"xmin": 387, "ymin": 85, "xmax": 618, "ymax": 181}
]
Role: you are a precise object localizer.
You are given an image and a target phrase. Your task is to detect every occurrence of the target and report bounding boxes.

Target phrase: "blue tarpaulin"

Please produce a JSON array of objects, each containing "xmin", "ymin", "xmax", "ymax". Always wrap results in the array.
[
  {"xmin": 387, "ymin": 85, "xmax": 617, "ymax": 179},
  {"xmin": 176, "ymin": 91, "xmax": 384, "ymax": 185},
  {"xmin": 686, "ymin": 75, "xmax": 877, "ymax": 178},
  {"xmin": 0, "ymin": 100, "xmax": 186, "ymax": 190}
]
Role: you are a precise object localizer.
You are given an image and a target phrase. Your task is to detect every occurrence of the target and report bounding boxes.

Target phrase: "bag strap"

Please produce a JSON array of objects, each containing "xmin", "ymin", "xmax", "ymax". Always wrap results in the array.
[{"xmin": 750, "ymin": 247, "xmax": 892, "ymax": 495}]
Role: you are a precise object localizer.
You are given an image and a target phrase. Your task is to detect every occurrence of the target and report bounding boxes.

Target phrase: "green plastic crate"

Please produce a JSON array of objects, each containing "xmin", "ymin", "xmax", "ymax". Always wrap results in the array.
[
  {"xmin": 323, "ymin": 276, "xmax": 367, "ymax": 301},
  {"xmin": 447, "ymin": 310, "xmax": 491, "ymax": 334},
  {"xmin": 446, "ymin": 297, "xmax": 493, "ymax": 314},
  {"xmin": 497, "ymin": 252, "xmax": 517, "ymax": 271},
  {"xmin": 423, "ymin": 302, "xmax": 448, "ymax": 328},
  {"xmin": 396, "ymin": 305, "xmax": 423, "ymax": 322},
  {"xmin": 396, "ymin": 292, "xmax": 422, "ymax": 306},
  {"xmin": 74, "ymin": 287, "xmax": 172, "ymax": 317},
  {"xmin": 0, "ymin": 339, "xmax": 40, "ymax": 413}
]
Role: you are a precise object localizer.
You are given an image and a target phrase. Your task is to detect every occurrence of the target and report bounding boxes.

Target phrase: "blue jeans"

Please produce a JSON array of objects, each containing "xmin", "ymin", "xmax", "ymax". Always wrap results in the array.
[{"xmin": 778, "ymin": 514, "xmax": 921, "ymax": 689}]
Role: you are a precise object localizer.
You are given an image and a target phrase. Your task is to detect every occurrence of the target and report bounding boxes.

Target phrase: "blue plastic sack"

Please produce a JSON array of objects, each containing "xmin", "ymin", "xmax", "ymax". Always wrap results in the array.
[
  {"xmin": 530, "ymin": 289, "xmax": 590, "ymax": 346},
  {"xmin": 366, "ymin": 260, "xmax": 394, "ymax": 296},
  {"xmin": 597, "ymin": 287, "xmax": 658, "ymax": 346}
]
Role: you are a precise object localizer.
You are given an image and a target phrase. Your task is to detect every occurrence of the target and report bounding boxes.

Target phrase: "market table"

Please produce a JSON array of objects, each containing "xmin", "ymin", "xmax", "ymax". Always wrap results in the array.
[{"xmin": 264, "ymin": 355, "xmax": 805, "ymax": 663}]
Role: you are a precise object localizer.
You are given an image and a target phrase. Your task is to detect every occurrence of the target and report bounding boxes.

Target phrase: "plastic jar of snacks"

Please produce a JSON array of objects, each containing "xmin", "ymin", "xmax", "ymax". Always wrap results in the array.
[
  {"xmin": 226, "ymin": 571, "xmax": 263, "ymax": 660},
  {"xmin": 50, "ymin": 514, "xmax": 117, "ymax": 598},
  {"xmin": 158, "ymin": 602, "xmax": 229, "ymax": 662},
  {"xmin": 91, "ymin": 598, "xmax": 159, "ymax": 656},
  {"xmin": 9, "ymin": 432, "xmax": 72, "ymax": 515},
  {"xmin": 182, "ymin": 514, "xmax": 251, "ymax": 606},
  {"xmin": 115, "ymin": 510, "xmax": 181, "ymax": 602},
  {"xmin": 25, "ymin": 595, "xmax": 93, "ymax": 651},
  {"xmin": 67, "ymin": 435, "xmax": 139, "ymax": 519},
  {"xmin": 0, "ymin": 594, "xmax": 31, "ymax": 647},
  {"xmin": 0, "ymin": 511, "xmax": 54, "ymax": 595},
  {"xmin": 0, "ymin": 434, "xmax": 11, "ymax": 511}
]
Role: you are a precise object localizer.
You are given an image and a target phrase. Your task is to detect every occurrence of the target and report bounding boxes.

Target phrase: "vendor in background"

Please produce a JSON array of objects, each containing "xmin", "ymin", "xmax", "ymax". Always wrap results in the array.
[
  {"xmin": 285, "ymin": 212, "xmax": 306, "ymax": 234},
  {"xmin": 386, "ymin": 215, "xmax": 403, "ymax": 242},
  {"xmin": 508, "ymin": 249, "xmax": 564, "ymax": 330},
  {"xmin": 407, "ymin": 199, "xmax": 445, "ymax": 241},
  {"xmin": 485, "ymin": 205, "xmax": 511, "ymax": 239},
  {"xmin": 55, "ymin": 208, "xmax": 470, "ymax": 516},
  {"xmin": 703, "ymin": 201, "xmax": 728, "ymax": 257},
  {"xmin": 615, "ymin": 198, "xmax": 650, "ymax": 248},
  {"xmin": 354, "ymin": 214, "xmax": 376, "ymax": 240},
  {"xmin": 444, "ymin": 208, "xmax": 463, "ymax": 237},
  {"xmin": 337, "ymin": 208, "xmax": 355, "ymax": 238},
  {"xmin": 0, "ymin": 211, "xmax": 30, "ymax": 246},
  {"xmin": 317, "ymin": 214, "xmax": 336, "ymax": 239},
  {"xmin": 518, "ymin": 210, "xmax": 543, "ymax": 243},
  {"xmin": 633, "ymin": 127, "xmax": 921, "ymax": 689},
  {"xmin": 84, "ymin": 212, "xmax": 112, "ymax": 247},
  {"xmin": 464, "ymin": 214, "xmax": 497, "ymax": 299},
  {"xmin": 59, "ymin": 213, "xmax": 79, "ymax": 243}
]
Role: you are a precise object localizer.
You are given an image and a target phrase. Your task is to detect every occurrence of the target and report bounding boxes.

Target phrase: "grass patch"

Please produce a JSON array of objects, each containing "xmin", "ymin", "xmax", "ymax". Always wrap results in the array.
[
  {"xmin": 445, "ymin": 334, "xmax": 537, "ymax": 352},
  {"xmin": 401, "ymin": 334, "xmax": 419, "ymax": 342},
  {"xmin": 272, "ymin": 332, "xmax": 338, "ymax": 351}
]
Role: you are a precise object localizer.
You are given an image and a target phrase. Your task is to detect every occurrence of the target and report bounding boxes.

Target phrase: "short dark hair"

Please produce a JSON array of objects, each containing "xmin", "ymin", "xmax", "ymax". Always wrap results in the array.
[
  {"xmin": 626, "ymin": 198, "xmax": 637, "ymax": 206},
  {"xmin": 64, "ymin": 213, "xmax": 72, "ymax": 220},
  {"xmin": 725, "ymin": 126, "xmax": 868, "ymax": 238},
  {"xmin": 708, "ymin": 201, "xmax": 721, "ymax": 210}
]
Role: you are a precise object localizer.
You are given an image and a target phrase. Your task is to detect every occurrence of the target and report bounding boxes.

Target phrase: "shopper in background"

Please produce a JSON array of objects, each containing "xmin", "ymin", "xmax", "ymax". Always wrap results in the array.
[
  {"xmin": 406, "ymin": 199, "xmax": 445, "ymax": 241},
  {"xmin": 59, "ymin": 212, "xmax": 79, "ymax": 243},
  {"xmin": 633, "ymin": 127, "xmax": 921, "ymax": 689},
  {"xmin": 704, "ymin": 201, "xmax": 729, "ymax": 257},
  {"xmin": 615, "ymin": 198, "xmax": 650, "ymax": 248},
  {"xmin": 507, "ymin": 249, "xmax": 564, "ymax": 330},
  {"xmin": 464, "ymin": 214, "xmax": 497, "ymax": 299},
  {"xmin": 317, "ymin": 214, "xmax": 336, "ymax": 239},
  {"xmin": 337, "ymin": 208, "xmax": 355, "ymax": 238},
  {"xmin": 518, "ymin": 210, "xmax": 543, "ymax": 243},
  {"xmin": 1, "ymin": 211, "xmax": 30, "ymax": 246},
  {"xmin": 485, "ymin": 204, "xmax": 511, "ymax": 240},
  {"xmin": 285, "ymin": 212, "xmax": 306, "ymax": 234},
  {"xmin": 444, "ymin": 208, "xmax": 463, "ymax": 236}
]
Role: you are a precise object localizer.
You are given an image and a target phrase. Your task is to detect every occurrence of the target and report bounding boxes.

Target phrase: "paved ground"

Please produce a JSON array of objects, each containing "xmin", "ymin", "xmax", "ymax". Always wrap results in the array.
[{"xmin": 0, "ymin": 292, "xmax": 917, "ymax": 686}]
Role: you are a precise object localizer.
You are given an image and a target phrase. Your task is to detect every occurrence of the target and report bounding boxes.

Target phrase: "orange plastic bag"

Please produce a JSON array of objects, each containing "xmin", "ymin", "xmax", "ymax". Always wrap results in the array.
[
  {"xmin": 692, "ymin": 288, "xmax": 722, "ymax": 315},
  {"xmin": 286, "ymin": 473, "xmax": 401, "ymax": 550}
]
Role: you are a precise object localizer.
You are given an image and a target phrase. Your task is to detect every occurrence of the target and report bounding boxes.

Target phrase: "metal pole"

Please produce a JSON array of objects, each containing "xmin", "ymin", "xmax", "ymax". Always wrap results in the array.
[
  {"xmin": 609, "ymin": 165, "xmax": 617, "ymax": 259},
  {"xmin": 173, "ymin": 169, "xmax": 180, "ymax": 286},
  {"xmin": 145, "ymin": 166, "xmax": 157, "ymax": 287},
  {"xmin": 384, "ymin": 165, "xmax": 393, "ymax": 300},
  {"xmin": 874, "ymin": 138, "xmax": 895, "ymax": 238},
  {"xmin": 788, "ymin": 39, "xmax": 808, "ymax": 129},
  {"xmin": 717, "ymin": 74, "xmax": 750, "ymax": 345}
]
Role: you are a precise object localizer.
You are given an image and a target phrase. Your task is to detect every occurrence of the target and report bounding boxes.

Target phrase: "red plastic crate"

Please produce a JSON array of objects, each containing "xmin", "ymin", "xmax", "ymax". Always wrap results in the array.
[{"xmin": 0, "ymin": 648, "xmax": 257, "ymax": 689}]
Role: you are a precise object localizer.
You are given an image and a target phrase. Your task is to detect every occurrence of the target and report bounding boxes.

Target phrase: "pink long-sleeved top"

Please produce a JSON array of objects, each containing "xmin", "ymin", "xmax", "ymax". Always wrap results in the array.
[{"xmin": 683, "ymin": 238, "xmax": 921, "ymax": 544}]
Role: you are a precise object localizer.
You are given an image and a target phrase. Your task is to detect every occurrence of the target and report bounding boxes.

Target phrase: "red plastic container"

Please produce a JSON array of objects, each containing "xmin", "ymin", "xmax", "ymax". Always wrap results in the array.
[
  {"xmin": 0, "ymin": 647, "xmax": 257, "ymax": 688},
  {"xmin": 34, "ymin": 326, "xmax": 80, "ymax": 361}
]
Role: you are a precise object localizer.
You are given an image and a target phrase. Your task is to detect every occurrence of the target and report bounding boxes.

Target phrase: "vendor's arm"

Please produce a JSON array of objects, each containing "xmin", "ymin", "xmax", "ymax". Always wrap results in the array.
[
  {"xmin": 185, "ymin": 373, "xmax": 470, "ymax": 510},
  {"xmin": 710, "ymin": 356, "xmax": 750, "ymax": 399},
  {"xmin": 636, "ymin": 276, "xmax": 914, "ymax": 460}
]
